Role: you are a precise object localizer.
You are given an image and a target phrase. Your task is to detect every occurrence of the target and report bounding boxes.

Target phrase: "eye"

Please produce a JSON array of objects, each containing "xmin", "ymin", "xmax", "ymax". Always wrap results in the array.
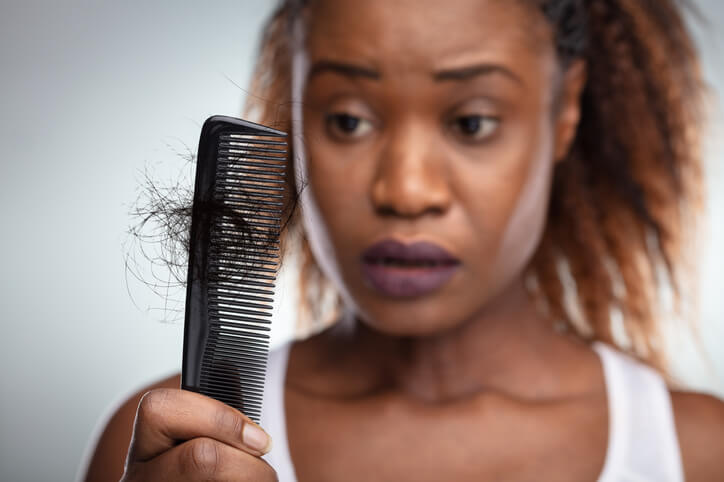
[
  {"xmin": 326, "ymin": 113, "xmax": 373, "ymax": 140},
  {"xmin": 450, "ymin": 115, "xmax": 499, "ymax": 142}
]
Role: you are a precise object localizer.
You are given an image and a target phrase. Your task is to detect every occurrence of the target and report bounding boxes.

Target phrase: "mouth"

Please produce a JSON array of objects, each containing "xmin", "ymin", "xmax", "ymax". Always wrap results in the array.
[{"xmin": 360, "ymin": 239, "xmax": 461, "ymax": 298}]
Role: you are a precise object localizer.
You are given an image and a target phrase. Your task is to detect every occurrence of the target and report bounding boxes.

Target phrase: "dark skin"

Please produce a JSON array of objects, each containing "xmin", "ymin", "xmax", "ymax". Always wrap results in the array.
[{"xmin": 82, "ymin": 1, "xmax": 724, "ymax": 481}]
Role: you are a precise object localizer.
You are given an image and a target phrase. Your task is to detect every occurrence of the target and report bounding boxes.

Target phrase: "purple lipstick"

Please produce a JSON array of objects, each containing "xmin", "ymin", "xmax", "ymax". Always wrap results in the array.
[{"xmin": 360, "ymin": 239, "xmax": 460, "ymax": 298}]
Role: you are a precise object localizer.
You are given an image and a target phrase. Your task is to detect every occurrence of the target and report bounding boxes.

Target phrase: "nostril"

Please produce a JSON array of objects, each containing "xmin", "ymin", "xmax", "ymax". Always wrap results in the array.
[
  {"xmin": 374, "ymin": 202, "xmax": 447, "ymax": 218},
  {"xmin": 376, "ymin": 204, "xmax": 400, "ymax": 217}
]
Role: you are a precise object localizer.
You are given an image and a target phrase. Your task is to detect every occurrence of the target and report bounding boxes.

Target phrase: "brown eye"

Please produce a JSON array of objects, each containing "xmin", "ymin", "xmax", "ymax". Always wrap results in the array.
[
  {"xmin": 451, "ymin": 115, "xmax": 499, "ymax": 141},
  {"xmin": 326, "ymin": 113, "xmax": 373, "ymax": 139}
]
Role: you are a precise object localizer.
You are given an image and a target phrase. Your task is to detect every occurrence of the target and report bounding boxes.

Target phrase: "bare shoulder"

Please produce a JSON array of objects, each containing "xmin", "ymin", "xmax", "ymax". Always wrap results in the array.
[
  {"xmin": 81, "ymin": 372, "xmax": 181, "ymax": 482},
  {"xmin": 671, "ymin": 390, "xmax": 724, "ymax": 481}
]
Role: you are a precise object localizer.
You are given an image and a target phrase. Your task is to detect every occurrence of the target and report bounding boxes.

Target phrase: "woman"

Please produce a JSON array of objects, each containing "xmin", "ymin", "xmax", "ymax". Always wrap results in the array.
[{"xmin": 83, "ymin": 0, "xmax": 724, "ymax": 480}]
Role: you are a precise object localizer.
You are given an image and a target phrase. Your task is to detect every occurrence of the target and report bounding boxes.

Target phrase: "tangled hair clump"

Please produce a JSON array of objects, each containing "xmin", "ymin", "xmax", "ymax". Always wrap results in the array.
[{"xmin": 125, "ymin": 147, "xmax": 196, "ymax": 319}]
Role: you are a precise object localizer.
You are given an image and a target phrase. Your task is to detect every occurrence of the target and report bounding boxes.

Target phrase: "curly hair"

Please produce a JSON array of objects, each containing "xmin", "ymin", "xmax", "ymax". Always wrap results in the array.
[{"xmin": 235, "ymin": 0, "xmax": 708, "ymax": 375}]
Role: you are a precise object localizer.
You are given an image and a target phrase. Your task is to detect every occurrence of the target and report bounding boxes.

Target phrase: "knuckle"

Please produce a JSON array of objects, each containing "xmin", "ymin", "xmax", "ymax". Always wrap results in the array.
[
  {"xmin": 215, "ymin": 407, "xmax": 245, "ymax": 441},
  {"xmin": 185, "ymin": 437, "xmax": 220, "ymax": 477},
  {"xmin": 138, "ymin": 388, "xmax": 172, "ymax": 421}
]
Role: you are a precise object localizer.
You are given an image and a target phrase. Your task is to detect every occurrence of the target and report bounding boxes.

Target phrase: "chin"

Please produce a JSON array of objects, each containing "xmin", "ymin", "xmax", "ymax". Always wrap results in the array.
[{"xmin": 353, "ymin": 295, "xmax": 473, "ymax": 338}]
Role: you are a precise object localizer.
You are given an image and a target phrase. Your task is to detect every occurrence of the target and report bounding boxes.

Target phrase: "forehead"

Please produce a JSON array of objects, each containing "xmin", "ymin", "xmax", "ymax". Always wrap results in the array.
[{"xmin": 304, "ymin": 0, "xmax": 553, "ymax": 72}]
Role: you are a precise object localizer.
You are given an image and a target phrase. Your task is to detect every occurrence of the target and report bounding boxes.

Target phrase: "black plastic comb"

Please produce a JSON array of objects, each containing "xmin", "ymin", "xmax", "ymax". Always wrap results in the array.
[{"xmin": 181, "ymin": 115, "xmax": 287, "ymax": 424}]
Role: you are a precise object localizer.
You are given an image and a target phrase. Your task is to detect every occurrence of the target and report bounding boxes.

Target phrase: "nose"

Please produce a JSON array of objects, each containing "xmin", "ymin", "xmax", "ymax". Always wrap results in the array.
[{"xmin": 370, "ymin": 123, "xmax": 452, "ymax": 218}]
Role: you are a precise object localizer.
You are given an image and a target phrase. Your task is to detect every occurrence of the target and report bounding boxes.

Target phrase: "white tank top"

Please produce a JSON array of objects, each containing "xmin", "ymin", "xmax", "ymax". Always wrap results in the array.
[{"xmin": 260, "ymin": 340, "xmax": 684, "ymax": 482}]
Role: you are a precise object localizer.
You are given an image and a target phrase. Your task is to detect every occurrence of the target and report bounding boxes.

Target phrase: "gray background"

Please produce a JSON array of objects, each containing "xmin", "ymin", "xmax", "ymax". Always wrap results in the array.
[{"xmin": 0, "ymin": 1, "xmax": 722, "ymax": 481}]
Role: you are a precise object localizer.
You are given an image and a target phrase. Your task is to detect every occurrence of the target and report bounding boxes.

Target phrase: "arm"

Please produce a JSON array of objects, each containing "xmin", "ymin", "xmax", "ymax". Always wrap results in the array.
[{"xmin": 672, "ymin": 391, "xmax": 724, "ymax": 482}]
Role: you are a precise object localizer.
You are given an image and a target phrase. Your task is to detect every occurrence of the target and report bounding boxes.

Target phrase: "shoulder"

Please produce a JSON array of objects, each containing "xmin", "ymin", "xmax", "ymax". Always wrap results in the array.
[
  {"xmin": 671, "ymin": 390, "xmax": 724, "ymax": 481},
  {"xmin": 80, "ymin": 372, "xmax": 181, "ymax": 482}
]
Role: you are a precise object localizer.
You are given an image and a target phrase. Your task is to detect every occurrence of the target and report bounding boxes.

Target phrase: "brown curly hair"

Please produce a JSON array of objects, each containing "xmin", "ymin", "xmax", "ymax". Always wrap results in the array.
[{"xmin": 243, "ymin": 0, "xmax": 707, "ymax": 375}]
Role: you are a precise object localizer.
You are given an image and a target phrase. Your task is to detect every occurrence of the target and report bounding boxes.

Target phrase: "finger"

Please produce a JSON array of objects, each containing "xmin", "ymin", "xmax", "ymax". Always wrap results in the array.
[
  {"xmin": 126, "ymin": 437, "xmax": 278, "ymax": 482},
  {"xmin": 127, "ymin": 388, "xmax": 272, "ymax": 463}
]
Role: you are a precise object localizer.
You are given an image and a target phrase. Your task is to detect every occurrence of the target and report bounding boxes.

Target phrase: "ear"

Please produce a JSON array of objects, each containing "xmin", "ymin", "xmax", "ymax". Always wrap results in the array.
[{"xmin": 553, "ymin": 59, "xmax": 587, "ymax": 164}]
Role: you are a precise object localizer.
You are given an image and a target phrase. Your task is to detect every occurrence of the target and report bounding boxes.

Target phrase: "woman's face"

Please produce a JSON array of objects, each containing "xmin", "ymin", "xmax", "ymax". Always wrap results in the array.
[{"xmin": 299, "ymin": 0, "xmax": 585, "ymax": 336}]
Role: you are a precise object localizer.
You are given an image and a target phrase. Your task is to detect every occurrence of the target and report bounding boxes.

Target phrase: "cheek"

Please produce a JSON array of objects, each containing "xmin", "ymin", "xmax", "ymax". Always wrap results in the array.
[
  {"xmin": 305, "ymin": 140, "xmax": 374, "ymax": 238},
  {"xmin": 301, "ymin": 105, "xmax": 382, "ymax": 234},
  {"xmin": 457, "ymin": 115, "xmax": 555, "ymax": 286},
  {"xmin": 495, "ymin": 137, "xmax": 554, "ymax": 276},
  {"xmin": 294, "ymin": 119, "xmax": 376, "ymax": 303}
]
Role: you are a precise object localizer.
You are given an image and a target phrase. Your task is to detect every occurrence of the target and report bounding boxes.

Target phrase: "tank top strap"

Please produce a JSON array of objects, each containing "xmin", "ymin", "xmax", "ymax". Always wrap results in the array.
[
  {"xmin": 593, "ymin": 341, "xmax": 684, "ymax": 482},
  {"xmin": 260, "ymin": 340, "xmax": 298, "ymax": 482}
]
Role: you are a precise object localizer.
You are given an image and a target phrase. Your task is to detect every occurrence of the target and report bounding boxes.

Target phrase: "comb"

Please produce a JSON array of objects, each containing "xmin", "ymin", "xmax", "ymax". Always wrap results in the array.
[{"xmin": 181, "ymin": 115, "xmax": 287, "ymax": 424}]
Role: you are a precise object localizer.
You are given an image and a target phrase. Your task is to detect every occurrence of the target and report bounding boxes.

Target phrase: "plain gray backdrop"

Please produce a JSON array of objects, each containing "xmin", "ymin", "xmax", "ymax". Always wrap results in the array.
[{"xmin": 1, "ymin": 1, "xmax": 723, "ymax": 481}]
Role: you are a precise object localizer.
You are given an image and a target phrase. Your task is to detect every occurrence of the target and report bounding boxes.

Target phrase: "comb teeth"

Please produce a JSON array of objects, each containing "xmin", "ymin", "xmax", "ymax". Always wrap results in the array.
[{"xmin": 182, "ymin": 117, "xmax": 287, "ymax": 424}]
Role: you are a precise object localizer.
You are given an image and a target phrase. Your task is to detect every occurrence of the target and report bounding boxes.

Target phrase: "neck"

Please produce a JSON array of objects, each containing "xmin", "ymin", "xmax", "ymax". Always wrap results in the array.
[{"xmin": 344, "ymin": 275, "xmax": 593, "ymax": 403}]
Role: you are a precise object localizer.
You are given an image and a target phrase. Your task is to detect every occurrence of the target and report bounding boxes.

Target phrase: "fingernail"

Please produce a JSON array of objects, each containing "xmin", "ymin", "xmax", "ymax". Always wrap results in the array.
[{"xmin": 243, "ymin": 422, "xmax": 272, "ymax": 453}]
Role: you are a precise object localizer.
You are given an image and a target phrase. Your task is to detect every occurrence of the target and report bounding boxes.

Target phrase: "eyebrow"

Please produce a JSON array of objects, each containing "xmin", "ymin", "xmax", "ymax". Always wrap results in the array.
[
  {"xmin": 434, "ymin": 64, "xmax": 523, "ymax": 85},
  {"xmin": 307, "ymin": 60, "xmax": 523, "ymax": 86},
  {"xmin": 308, "ymin": 60, "xmax": 381, "ymax": 80}
]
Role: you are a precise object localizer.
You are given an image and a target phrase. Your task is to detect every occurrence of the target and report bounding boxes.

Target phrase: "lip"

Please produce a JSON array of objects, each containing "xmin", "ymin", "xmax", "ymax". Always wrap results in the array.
[{"xmin": 360, "ymin": 238, "xmax": 460, "ymax": 298}]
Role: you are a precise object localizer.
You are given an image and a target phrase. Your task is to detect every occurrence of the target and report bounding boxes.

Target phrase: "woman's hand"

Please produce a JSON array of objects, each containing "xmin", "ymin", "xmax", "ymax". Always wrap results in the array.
[{"xmin": 120, "ymin": 388, "xmax": 277, "ymax": 481}]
